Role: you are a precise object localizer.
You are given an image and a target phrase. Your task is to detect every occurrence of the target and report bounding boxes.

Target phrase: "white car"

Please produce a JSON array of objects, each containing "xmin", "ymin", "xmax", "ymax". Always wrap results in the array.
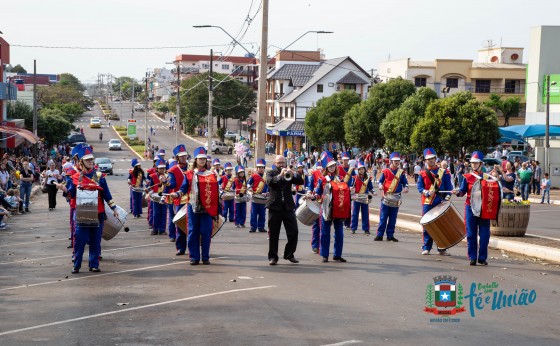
[
  {"xmin": 108, "ymin": 139, "xmax": 122, "ymax": 150},
  {"xmin": 205, "ymin": 141, "xmax": 233, "ymax": 154},
  {"xmin": 224, "ymin": 130, "xmax": 238, "ymax": 139}
]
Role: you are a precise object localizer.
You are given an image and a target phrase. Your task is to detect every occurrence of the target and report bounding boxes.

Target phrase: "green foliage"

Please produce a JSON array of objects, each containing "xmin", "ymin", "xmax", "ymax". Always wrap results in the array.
[
  {"xmin": 426, "ymin": 285, "xmax": 435, "ymax": 308},
  {"xmin": 10, "ymin": 64, "xmax": 27, "ymax": 74},
  {"xmin": 380, "ymin": 87, "xmax": 438, "ymax": 152},
  {"xmin": 457, "ymin": 284, "xmax": 464, "ymax": 307},
  {"xmin": 411, "ymin": 92, "xmax": 500, "ymax": 157},
  {"xmin": 484, "ymin": 93, "xmax": 520, "ymax": 126},
  {"xmin": 112, "ymin": 76, "xmax": 143, "ymax": 99},
  {"xmin": 43, "ymin": 102, "xmax": 84, "ymax": 123},
  {"xmin": 153, "ymin": 102, "xmax": 170, "ymax": 113},
  {"xmin": 305, "ymin": 90, "xmax": 362, "ymax": 147},
  {"xmin": 38, "ymin": 112, "xmax": 72, "ymax": 144},
  {"xmin": 216, "ymin": 127, "xmax": 226, "ymax": 142},
  {"xmin": 7, "ymin": 101, "xmax": 33, "ymax": 128},
  {"xmin": 344, "ymin": 77, "xmax": 416, "ymax": 148},
  {"xmin": 37, "ymin": 84, "xmax": 89, "ymax": 108},
  {"xmin": 59, "ymin": 73, "xmax": 85, "ymax": 92}
]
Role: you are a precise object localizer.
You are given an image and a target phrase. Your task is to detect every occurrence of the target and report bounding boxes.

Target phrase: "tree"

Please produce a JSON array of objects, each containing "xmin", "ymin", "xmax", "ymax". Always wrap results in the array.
[
  {"xmin": 37, "ymin": 84, "xmax": 88, "ymax": 109},
  {"xmin": 38, "ymin": 109, "xmax": 73, "ymax": 144},
  {"xmin": 380, "ymin": 87, "xmax": 438, "ymax": 153},
  {"xmin": 59, "ymin": 73, "xmax": 85, "ymax": 92},
  {"xmin": 484, "ymin": 93, "xmax": 521, "ymax": 126},
  {"xmin": 11, "ymin": 64, "xmax": 27, "ymax": 74},
  {"xmin": 411, "ymin": 92, "xmax": 500, "ymax": 158},
  {"xmin": 304, "ymin": 90, "xmax": 362, "ymax": 148},
  {"xmin": 180, "ymin": 72, "xmax": 256, "ymax": 134},
  {"xmin": 112, "ymin": 76, "xmax": 142, "ymax": 99},
  {"xmin": 344, "ymin": 77, "xmax": 416, "ymax": 148}
]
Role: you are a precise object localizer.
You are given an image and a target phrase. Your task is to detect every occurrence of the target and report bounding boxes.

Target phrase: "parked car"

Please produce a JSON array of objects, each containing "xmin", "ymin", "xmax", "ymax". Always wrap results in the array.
[
  {"xmin": 94, "ymin": 157, "xmax": 114, "ymax": 175},
  {"xmin": 134, "ymin": 105, "xmax": 145, "ymax": 112},
  {"xmin": 90, "ymin": 118, "xmax": 101, "ymax": 128},
  {"xmin": 64, "ymin": 133, "xmax": 87, "ymax": 145},
  {"xmin": 205, "ymin": 141, "xmax": 233, "ymax": 154},
  {"xmin": 507, "ymin": 154, "xmax": 530, "ymax": 163},
  {"xmin": 108, "ymin": 139, "xmax": 122, "ymax": 150},
  {"xmin": 224, "ymin": 130, "xmax": 237, "ymax": 139}
]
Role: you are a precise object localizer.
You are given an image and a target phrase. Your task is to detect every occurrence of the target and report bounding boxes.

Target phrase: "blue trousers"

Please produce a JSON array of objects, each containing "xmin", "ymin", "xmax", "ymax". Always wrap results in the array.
[
  {"xmin": 351, "ymin": 201, "xmax": 370, "ymax": 232},
  {"xmin": 234, "ymin": 202, "xmax": 247, "ymax": 226},
  {"xmin": 175, "ymin": 204, "xmax": 187, "ymax": 253},
  {"xmin": 129, "ymin": 191, "xmax": 133, "ymax": 212},
  {"xmin": 167, "ymin": 204, "xmax": 177, "ymax": 239},
  {"xmin": 377, "ymin": 203, "xmax": 399, "ymax": 237},
  {"xmin": 152, "ymin": 202, "xmax": 167, "ymax": 233},
  {"xmin": 250, "ymin": 202, "xmax": 266, "ymax": 230},
  {"xmin": 222, "ymin": 200, "xmax": 235, "ymax": 221},
  {"xmin": 187, "ymin": 205, "xmax": 213, "ymax": 261},
  {"xmin": 148, "ymin": 200, "xmax": 153, "ymax": 226},
  {"xmin": 74, "ymin": 218, "xmax": 104, "ymax": 270},
  {"xmin": 131, "ymin": 190, "xmax": 143, "ymax": 217},
  {"xmin": 311, "ymin": 218, "xmax": 321, "ymax": 251},
  {"xmin": 320, "ymin": 216, "xmax": 344, "ymax": 258},
  {"xmin": 465, "ymin": 205, "xmax": 490, "ymax": 261},
  {"xmin": 20, "ymin": 181, "xmax": 32, "ymax": 209}
]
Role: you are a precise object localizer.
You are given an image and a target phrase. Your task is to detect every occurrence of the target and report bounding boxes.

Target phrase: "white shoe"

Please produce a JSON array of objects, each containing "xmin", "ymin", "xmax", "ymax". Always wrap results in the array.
[
  {"xmin": 438, "ymin": 250, "xmax": 451, "ymax": 256},
  {"xmin": 421, "ymin": 250, "xmax": 430, "ymax": 255}
]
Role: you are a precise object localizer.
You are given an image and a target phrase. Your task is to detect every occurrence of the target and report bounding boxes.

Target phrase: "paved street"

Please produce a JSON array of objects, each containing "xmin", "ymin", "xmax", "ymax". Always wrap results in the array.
[{"xmin": 0, "ymin": 107, "xmax": 559, "ymax": 345}]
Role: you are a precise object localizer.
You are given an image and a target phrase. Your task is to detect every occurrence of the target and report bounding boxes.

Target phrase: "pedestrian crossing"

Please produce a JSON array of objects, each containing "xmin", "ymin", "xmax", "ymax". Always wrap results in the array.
[{"xmin": 77, "ymin": 118, "xmax": 163, "ymax": 123}]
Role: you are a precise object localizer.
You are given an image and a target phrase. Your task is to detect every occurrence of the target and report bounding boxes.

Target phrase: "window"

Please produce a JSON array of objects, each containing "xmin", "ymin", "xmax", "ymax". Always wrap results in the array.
[
  {"xmin": 446, "ymin": 78, "xmax": 459, "ymax": 88},
  {"xmin": 222, "ymin": 64, "xmax": 230, "ymax": 70},
  {"xmin": 202, "ymin": 63, "xmax": 209, "ymax": 69},
  {"xmin": 317, "ymin": 84, "xmax": 324, "ymax": 93},
  {"xmin": 415, "ymin": 77, "xmax": 427, "ymax": 87},
  {"xmin": 475, "ymin": 80, "xmax": 491, "ymax": 93},
  {"xmin": 505, "ymin": 79, "xmax": 517, "ymax": 93},
  {"xmin": 279, "ymin": 83, "xmax": 284, "ymax": 94},
  {"xmin": 344, "ymin": 84, "xmax": 356, "ymax": 91}
]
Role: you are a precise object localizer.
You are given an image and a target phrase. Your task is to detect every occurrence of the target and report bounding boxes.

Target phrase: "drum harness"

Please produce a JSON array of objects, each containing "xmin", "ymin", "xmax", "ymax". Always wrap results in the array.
[{"xmin": 78, "ymin": 171, "xmax": 106, "ymax": 219}]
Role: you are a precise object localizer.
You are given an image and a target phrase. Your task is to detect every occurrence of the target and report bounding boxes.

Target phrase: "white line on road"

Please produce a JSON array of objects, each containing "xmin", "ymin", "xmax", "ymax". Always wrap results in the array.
[
  {"xmin": 525, "ymin": 233, "xmax": 560, "ymax": 241},
  {"xmin": 322, "ymin": 341, "xmax": 363, "ymax": 346},
  {"xmin": 0, "ymin": 256, "xmax": 229, "ymax": 292},
  {"xmin": 0, "ymin": 285, "xmax": 275, "ymax": 336},
  {"xmin": 0, "ymin": 242, "xmax": 166, "ymax": 265}
]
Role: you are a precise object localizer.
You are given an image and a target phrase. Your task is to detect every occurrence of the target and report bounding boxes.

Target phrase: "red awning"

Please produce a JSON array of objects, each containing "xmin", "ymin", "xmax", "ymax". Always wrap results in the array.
[{"xmin": 0, "ymin": 125, "xmax": 39, "ymax": 144}]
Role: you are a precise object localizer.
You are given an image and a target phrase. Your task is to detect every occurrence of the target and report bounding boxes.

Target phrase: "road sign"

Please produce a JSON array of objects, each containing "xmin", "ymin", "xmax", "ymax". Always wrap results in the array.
[{"xmin": 127, "ymin": 119, "xmax": 137, "ymax": 140}]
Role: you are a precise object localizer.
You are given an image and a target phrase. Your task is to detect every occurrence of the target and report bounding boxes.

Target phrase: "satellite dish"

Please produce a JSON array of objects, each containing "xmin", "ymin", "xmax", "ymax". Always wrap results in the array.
[
  {"xmin": 490, "ymin": 56, "xmax": 499, "ymax": 63},
  {"xmin": 511, "ymin": 53, "xmax": 519, "ymax": 61}
]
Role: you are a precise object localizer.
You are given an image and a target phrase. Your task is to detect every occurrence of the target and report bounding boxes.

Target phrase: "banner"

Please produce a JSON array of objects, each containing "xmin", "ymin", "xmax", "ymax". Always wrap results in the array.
[{"xmin": 127, "ymin": 119, "xmax": 137, "ymax": 140}]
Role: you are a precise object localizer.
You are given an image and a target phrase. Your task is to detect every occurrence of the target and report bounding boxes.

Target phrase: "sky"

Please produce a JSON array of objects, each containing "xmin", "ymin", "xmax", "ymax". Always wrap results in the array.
[{"xmin": 2, "ymin": 0, "xmax": 559, "ymax": 84}]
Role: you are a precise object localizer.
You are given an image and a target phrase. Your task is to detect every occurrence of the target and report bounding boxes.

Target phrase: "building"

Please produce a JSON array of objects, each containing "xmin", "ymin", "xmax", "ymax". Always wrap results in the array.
[
  {"xmin": 264, "ymin": 50, "xmax": 371, "ymax": 153},
  {"xmin": 151, "ymin": 67, "xmax": 174, "ymax": 102},
  {"xmin": 378, "ymin": 47, "xmax": 527, "ymax": 119}
]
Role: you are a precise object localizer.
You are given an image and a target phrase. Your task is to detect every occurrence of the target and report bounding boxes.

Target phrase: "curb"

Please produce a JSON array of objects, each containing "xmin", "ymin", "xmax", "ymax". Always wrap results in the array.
[
  {"xmin": 368, "ymin": 212, "xmax": 560, "ymax": 263},
  {"xmin": 111, "ymin": 125, "xmax": 145, "ymax": 161}
]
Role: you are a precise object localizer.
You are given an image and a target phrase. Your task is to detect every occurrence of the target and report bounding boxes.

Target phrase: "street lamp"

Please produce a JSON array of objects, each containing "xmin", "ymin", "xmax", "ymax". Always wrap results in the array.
[
  {"xmin": 193, "ymin": 24, "xmax": 333, "ymax": 162},
  {"xmin": 545, "ymin": 76, "xmax": 557, "ymax": 175}
]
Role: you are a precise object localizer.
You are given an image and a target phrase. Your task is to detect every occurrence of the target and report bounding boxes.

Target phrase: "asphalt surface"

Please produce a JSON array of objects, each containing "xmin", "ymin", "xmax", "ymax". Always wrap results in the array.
[{"xmin": 0, "ymin": 104, "xmax": 559, "ymax": 345}]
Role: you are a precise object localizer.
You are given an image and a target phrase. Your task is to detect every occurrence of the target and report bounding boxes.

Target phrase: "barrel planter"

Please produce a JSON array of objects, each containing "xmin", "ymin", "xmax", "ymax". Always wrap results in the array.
[{"xmin": 490, "ymin": 203, "xmax": 530, "ymax": 236}]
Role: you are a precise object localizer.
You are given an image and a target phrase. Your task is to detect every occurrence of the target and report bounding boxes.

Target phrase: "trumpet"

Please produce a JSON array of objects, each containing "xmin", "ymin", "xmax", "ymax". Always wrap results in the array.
[{"xmin": 285, "ymin": 170, "xmax": 293, "ymax": 181}]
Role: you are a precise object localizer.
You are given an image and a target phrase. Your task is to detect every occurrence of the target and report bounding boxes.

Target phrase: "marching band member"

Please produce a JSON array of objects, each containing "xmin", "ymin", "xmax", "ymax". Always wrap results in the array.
[
  {"xmin": 417, "ymin": 148, "xmax": 454, "ymax": 256},
  {"xmin": 145, "ymin": 156, "xmax": 159, "ymax": 229},
  {"xmin": 164, "ymin": 144, "xmax": 189, "ymax": 253},
  {"xmin": 294, "ymin": 162, "xmax": 308, "ymax": 207},
  {"xmin": 247, "ymin": 158, "xmax": 269, "ymax": 233},
  {"xmin": 307, "ymin": 160, "xmax": 323, "ymax": 254},
  {"xmin": 146, "ymin": 157, "xmax": 168, "ymax": 236},
  {"xmin": 128, "ymin": 159, "xmax": 145, "ymax": 218},
  {"xmin": 338, "ymin": 152, "xmax": 355, "ymax": 229},
  {"xmin": 171, "ymin": 147, "xmax": 220, "ymax": 265},
  {"xmin": 265, "ymin": 155, "xmax": 304, "ymax": 265},
  {"xmin": 315, "ymin": 152, "xmax": 351, "ymax": 263},
  {"xmin": 56, "ymin": 145, "xmax": 119, "ymax": 274},
  {"xmin": 350, "ymin": 161, "xmax": 376, "ymax": 235},
  {"xmin": 455, "ymin": 151, "xmax": 492, "ymax": 266},
  {"xmin": 221, "ymin": 162, "xmax": 235, "ymax": 222},
  {"xmin": 231, "ymin": 165, "xmax": 248, "ymax": 228},
  {"xmin": 375, "ymin": 152, "xmax": 408, "ymax": 241},
  {"xmin": 64, "ymin": 144, "xmax": 86, "ymax": 251},
  {"xmin": 212, "ymin": 158, "xmax": 224, "ymax": 177}
]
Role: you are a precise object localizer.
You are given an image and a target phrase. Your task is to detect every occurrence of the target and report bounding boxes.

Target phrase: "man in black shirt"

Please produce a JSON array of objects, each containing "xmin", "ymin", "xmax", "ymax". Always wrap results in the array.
[{"xmin": 265, "ymin": 155, "xmax": 304, "ymax": 265}]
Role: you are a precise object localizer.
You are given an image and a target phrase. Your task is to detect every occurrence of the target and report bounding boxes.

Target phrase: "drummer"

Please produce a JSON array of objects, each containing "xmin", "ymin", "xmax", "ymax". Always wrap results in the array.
[
  {"xmin": 221, "ymin": 162, "xmax": 235, "ymax": 222},
  {"xmin": 247, "ymin": 158, "xmax": 269, "ymax": 233},
  {"xmin": 315, "ymin": 151, "xmax": 351, "ymax": 263},
  {"xmin": 338, "ymin": 152, "xmax": 355, "ymax": 230},
  {"xmin": 455, "ymin": 151, "xmax": 492, "ymax": 266},
  {"xmin": 145, "ymin": 156, "xmax": 160, "ymax": 230},
  {"xmin": 212, "ymin": 158, "xmax": 224, "ymax": 177},
  {"xmin": 306, "ymin": 160, "xmax": 323, "ymax": 254},
  {"xmin": 64, "ymin": 144, "xmax": 86, "ymax": 252},
  {"xmin": 128, "ymin": 159, "xmax": 145, "ymax": 219},
  {"xmin": 147, "ymin": 157, "xmax": 168, "ymax": 236},
  {"xmin": 375, "ymin": 152, "xmax": 409, "ymax": 241},
  {"xmin": 294, "ymin": 162, "xmax": 308, "ymax": 207},
  {"xmin": 171, "ymin": 147, "xmax": 220, "ymax": 265},
  {"xmin": 231, "ymin": 165, "xmax": 248, "ymax": 228},
  {"xmin": 417, "ymin": 148, "xmax": 454, "ymax": 256},
  {"xmin": 350, "ymin": 160, "xmax": 376, "ymax": 235},
  {"xmin": 56, "ymin": 145, "xmax": 119, "ymax": 274},
  {"xmin": 164, "ymin": 144, "xmax": 190, "ymax": 254}
]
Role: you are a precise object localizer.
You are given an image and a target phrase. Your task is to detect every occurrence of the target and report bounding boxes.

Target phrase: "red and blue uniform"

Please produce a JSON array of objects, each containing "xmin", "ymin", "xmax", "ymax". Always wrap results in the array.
[
  {"xmin": 307, "ymin": 166, "xmax": 323, "ymax": 252},
  {"xmin": 350, "ymin": 174, "xmax": 374, "ymax": 233},
  {"xmin": 164, "ymin": 162, "xmax": 187, "ymax": 251},
  {"xmin": 338, "ymin": 165, "xmax": 355, "ymax": 228},
  {"xmin": 377, "ymin": 168, "xmax": 408, "ymax": 238},
  {"xmin": 231, "ymin": 176, "xmax": 247, "ymax": 227},
  {"xmin": 247, "ymin": 172, "xmax": 269, "ymax": 232},
  {"xmin": 146, "ymin": 166, "xmax": 156, "ymax": 227},
  {"xmin": 128, "ymin": 169, "xmax": 145, "ymax": 217},
  {"xmin": 147, "ymin": 171, "xmax": 167, "ymax": 234},
  {"xmin": 221, "ymin": 172, "xmax": 235, "ymax": 222}
]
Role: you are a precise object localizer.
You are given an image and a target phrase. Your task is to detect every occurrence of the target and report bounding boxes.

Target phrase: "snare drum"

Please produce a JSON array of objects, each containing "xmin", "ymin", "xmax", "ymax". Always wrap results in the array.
[
  {"xmin": 251, "ymin": 194, "xmax": 268, "ymax": 205},
  {"xmin": 221, "ymin": 191, "xmax": 235, "ymax": 201},
  {"xmin": 76, "ymin": 189, "xmax": 99, "ymax": 226},
  {"xmin": 149, "ymin": 192, "xmax": 163, "ymax": 204},
  {"xmin": 295, "ymin": 198, "xmax": 321, "ymax": 226},
  {"xmin": 419, "ymin": 201, "xmax": 465, "ymax": 250},
  {"xmin": 353, "ymin": 193, "xmax": 371, "ymax": 204},
  {"xmin": 382, "ymin": 193, "xmax": 402, "ymax": 207},
  {"xmin": 234, "ymin": 195, "xmax": 250, "ymax": 203}
]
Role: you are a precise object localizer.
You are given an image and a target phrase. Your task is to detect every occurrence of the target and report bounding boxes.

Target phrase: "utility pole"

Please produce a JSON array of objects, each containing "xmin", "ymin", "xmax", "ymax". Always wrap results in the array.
[
  {"xmin": 207, "ymin": 49, "xmax": 213, "ymax": 152},
  {"xmin": 131, "ymin": 80, "xmax": 135, "ymax": 119},
  {"xmin": 255, "ymin": 0, "xmax": 269, "ymax": 162},
  {"xmin": 545, "ymin": 75, "xmax": 551, "ymax": 175},
  {"xmin": 145, "ymin": 72, "xmax": 149, "ymax": 153},
  {"xmin": 175, "ymin": 62, "xmax": 180, "ymax": 146},
  {"xmin": 32, "ymin": 59, "xmax": 37, "ymax": 156}
]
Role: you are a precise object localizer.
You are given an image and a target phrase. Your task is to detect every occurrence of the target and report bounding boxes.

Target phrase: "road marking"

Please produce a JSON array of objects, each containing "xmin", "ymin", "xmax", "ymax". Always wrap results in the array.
[
  {"xmin": 322, "ymin": 341, "xmax": 363, "ymax": 346},
  {"xmin": 0, "ymin": 285, "xmax": 275, "ymax": 336},
  {"xmin": 0, "ymin": 256, "xmax": 230, "ymax": 292},
  {"xmin": 525, "ymin": 233, "xmax": 560, "ymax": 242},
  {"xmin": 0, "ymin": 242, "xmax": 166, "ymax": 265}
]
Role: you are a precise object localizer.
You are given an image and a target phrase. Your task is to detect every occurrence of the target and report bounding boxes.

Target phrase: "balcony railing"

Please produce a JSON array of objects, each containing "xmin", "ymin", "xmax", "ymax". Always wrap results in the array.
[
  {"xmin": 267, "ymin": 93, "xmax": 284, "ymax": 100},
  {"xmin": 467, "ymin": 87, "xmax": 525, "ymax": 95},
  {"xmin": 0, "ymin": 83, "xmax": 17, "ymax": 101}
]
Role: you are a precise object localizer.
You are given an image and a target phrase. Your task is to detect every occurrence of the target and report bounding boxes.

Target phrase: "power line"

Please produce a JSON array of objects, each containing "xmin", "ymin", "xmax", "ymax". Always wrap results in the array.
[{"xmin": 11, "ymin": 42, "xmax": 258, "ymax": 50}]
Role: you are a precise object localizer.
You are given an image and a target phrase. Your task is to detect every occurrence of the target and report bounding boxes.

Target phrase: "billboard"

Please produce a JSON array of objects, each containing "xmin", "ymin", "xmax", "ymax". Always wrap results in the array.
[
  {"xmin": 127, "ymin": 119, "xmax": 137, "ymax": 140},
  {"xmin": 542, "ymin": 74, "xmax": 560, "ymax": 104}
]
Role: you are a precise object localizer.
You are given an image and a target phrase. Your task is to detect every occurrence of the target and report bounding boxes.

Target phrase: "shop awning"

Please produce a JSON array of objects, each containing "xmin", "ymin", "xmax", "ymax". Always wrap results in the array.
[
  {"xmin": 0, "ymin": 125, "xmax": 39, "ymax": 144},
  {"xmin": 266, "ymin": 119, "xmax": 305, "ymax": 137}
]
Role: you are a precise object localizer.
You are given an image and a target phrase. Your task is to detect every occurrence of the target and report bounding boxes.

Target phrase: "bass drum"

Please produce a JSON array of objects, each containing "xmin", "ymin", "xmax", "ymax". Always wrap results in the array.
[
  {"xmin": 103, "ymin": 204, "xmax": 128, "ymax": 241},
  {"xmin": 172, "ymin": 204, "xmax": 188, "ymax": 233},
  {"xmin": 419, "ymin": 201, "xmax": 465, "ymax": 250}
]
